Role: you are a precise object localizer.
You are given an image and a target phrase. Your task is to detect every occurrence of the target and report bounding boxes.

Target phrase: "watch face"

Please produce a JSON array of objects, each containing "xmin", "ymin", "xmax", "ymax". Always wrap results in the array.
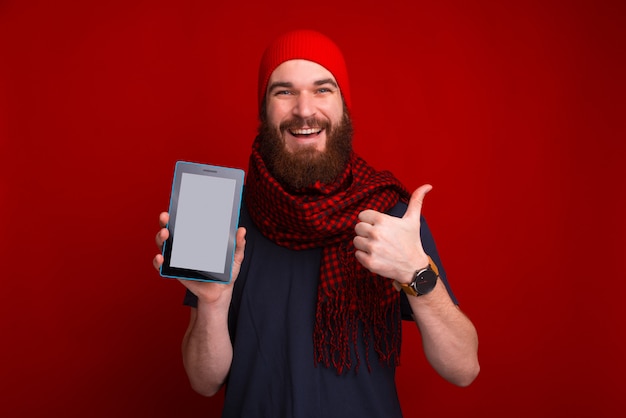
[{"xmin": 412, "ymin": 268, "xmax": 438, "ymax": 295}]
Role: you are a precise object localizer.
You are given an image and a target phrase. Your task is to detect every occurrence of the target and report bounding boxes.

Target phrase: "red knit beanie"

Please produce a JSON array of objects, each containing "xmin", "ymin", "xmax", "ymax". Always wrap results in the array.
[{"xmin": 258, "ymin": 29, "xmax": 351, "ymax": 114}]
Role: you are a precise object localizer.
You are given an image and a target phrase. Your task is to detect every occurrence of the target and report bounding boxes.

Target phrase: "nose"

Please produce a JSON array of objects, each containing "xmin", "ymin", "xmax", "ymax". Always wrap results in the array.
[{"xmin": 293, "ymin": 93, "xmax": 315, "ymax": 119}]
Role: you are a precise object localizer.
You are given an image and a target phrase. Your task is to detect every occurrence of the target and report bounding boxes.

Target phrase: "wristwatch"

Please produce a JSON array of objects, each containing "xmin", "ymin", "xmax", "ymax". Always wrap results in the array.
[{"xmin": 398, "ymin": 257, "xmax": 440, "ymax": 297}]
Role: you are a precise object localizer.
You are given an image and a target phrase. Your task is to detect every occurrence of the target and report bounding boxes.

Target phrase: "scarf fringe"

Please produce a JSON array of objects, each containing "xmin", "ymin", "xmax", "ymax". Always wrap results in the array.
[{"xmin": 313, "ymin": 243, "xmax": 402, "ymax": 374}]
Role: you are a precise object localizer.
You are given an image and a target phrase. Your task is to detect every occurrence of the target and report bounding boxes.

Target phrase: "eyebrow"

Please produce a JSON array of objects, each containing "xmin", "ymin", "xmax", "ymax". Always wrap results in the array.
[
  {"xmin": 267, "ymin": 78, "xmax": 339, "ymax": 94},
  {"xmin": 267, "ymin": 81, "xmax": 293, "ymax": 94},
  {"xmin": 314, "ymin": 79, "xmax": 338, "ymax": 88}
]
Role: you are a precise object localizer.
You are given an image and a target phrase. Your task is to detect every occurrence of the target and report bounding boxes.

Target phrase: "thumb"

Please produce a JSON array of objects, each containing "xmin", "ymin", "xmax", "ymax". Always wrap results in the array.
[{"xmin": 403, "ymin": 184, "xmax": 433, "ymax": 222}]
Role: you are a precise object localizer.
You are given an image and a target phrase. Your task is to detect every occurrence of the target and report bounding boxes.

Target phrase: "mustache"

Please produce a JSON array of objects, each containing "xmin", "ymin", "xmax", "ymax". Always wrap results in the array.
[{"xmin": 279, "ymin": 117, "xmax": 330, "ymax": 132}]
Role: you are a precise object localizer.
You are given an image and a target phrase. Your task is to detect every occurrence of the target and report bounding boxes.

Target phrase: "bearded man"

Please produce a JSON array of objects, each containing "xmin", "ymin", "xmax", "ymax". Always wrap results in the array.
[{"xmin": 154, "ymin": 29, "xmax": 479, "ymax": 418}]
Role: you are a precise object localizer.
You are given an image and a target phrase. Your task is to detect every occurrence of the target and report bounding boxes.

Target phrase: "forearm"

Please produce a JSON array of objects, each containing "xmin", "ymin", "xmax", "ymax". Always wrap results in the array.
[
  {"xmin": 182, "ymin": 302, "xmax": 233, "ymax": 396},
  {"xmin": 407, "ymin": 280, "xmax": 480, "ymax": 387}
]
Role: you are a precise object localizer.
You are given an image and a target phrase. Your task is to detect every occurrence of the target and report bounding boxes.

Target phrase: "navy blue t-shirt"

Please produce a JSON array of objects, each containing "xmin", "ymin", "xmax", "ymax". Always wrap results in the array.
[{"xmin": 184, "ymin": 201, "xmax": 456, "ymax": 417}]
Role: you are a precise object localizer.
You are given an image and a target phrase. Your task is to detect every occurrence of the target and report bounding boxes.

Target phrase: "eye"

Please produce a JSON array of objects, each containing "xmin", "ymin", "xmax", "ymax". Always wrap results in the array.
[
  {"xmin": 274, "ymin": 90, "xmax": 294, "ymax": 96},
  {"xmin": 316, "ymin": 87, "xmax": 333, "ymax": 94}
]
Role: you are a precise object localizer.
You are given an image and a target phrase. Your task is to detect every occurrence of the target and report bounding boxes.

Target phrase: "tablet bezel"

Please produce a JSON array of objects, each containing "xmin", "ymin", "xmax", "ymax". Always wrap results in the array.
[{"xmin": 160, "ymin": 161, "xmax": 244, "ymax": 283}]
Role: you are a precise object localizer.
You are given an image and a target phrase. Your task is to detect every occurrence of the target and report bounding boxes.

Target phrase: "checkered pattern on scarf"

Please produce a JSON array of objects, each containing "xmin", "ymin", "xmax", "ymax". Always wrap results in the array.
[{"xmin": 244, "ymin": 138, "xmax": 410, "ymax": 374}]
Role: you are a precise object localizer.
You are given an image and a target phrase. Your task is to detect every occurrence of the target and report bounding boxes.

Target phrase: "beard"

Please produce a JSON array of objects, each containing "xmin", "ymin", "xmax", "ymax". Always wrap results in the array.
[{"xmin": 257, "ymin": 110, "xmax": 353, "ymax": 191}]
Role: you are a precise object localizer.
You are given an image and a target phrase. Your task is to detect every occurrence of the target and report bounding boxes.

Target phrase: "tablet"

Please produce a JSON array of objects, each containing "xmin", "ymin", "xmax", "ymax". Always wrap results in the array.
[{"xmin": 160, "ymin": 161, "xmax": 245, "ymax": 283}]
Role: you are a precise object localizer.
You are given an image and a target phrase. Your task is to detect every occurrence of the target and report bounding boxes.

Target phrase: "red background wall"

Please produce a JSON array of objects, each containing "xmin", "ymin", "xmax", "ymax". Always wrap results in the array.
[{"xmin": 2, "ymin": 0, "xmax": 624, "ymax": 416}]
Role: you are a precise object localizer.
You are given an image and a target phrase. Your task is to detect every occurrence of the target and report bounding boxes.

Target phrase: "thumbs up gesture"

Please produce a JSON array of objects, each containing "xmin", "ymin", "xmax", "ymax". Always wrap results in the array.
[{"xmin": 354, "ymin": 184, "xmax": 433, "ymax": 284}]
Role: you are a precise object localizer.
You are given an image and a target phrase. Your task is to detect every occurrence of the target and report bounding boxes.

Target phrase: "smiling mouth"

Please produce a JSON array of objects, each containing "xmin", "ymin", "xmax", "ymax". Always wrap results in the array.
[{"xmin": 289, "ymin": 127, "xmax": 323, "ymax": 137}]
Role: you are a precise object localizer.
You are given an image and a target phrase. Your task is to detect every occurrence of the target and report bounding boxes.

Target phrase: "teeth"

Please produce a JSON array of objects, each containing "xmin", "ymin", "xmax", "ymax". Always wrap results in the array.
[{"xmin": 290, "ymin": 128, "xmax": 321, "ymax": 135}]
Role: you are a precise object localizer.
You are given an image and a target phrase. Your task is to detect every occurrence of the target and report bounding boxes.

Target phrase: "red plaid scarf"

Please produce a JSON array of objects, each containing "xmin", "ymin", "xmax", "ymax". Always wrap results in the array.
[{"xmin": 244, "ymin": 139, "xmax": 410, "ymax": 374}]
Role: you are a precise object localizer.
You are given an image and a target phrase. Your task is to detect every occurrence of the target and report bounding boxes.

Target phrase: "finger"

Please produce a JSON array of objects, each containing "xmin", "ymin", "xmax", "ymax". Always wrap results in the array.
[
  {"xmin": 354, "ymin": 248, "xmax": 371, "ymax": 268},
  {"xmin": 153, "ymin": 254, "xmax": 164, "ymax": 271},
  {"xmin": 159, "ymin": 212, "xmax": 169, "ymax": 228},
  {"xmin": 233, "ymin": 227, "xmax": 246, "ymax": 264},
  {"xmin": 353, "ymin": 235, "xmax": 370, "ymax": 253},
  {"xmin": 155, "ymin": 228, "xmax": 169, "ymax": 249},
  {"xmin": 358, "ymin": 209, "xmax": 382, "ymax": 225},
  {"xmin": 354, "ymin": 221, "xmax": 374, "ymax": 238},
  {"xmin": 403, "ymin": 184, "xmax": 433, "ymax": 222}
]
